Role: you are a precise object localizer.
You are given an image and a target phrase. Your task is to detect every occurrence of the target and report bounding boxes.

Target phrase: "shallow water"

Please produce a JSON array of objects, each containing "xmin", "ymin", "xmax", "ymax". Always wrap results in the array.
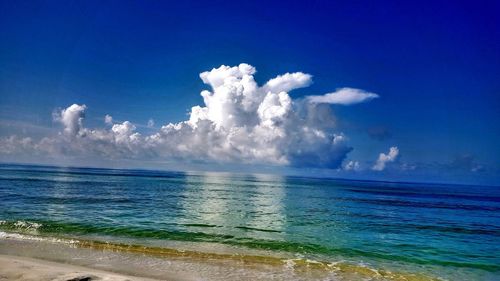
[{"xmin": 0, "ymin": 164, "xmax": 499, "ymax": 280}]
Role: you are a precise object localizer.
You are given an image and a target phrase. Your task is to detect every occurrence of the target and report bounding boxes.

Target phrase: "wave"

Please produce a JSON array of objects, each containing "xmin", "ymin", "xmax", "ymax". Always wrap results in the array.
[
  {"xmin": 0, "ymin": 229, "xmax": 444, "ymax": 281},
  {"xmin": 0, "ymin": 220, "xmax": 42, "ymax": 231},
  {"xmin": 0, "ymin": 219, "xmax": 498, "ymax": 272}
]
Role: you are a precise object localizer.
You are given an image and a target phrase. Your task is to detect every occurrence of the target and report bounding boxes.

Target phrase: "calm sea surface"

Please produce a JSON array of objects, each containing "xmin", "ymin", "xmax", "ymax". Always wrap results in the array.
[{"xmin": 0, "ymin": 164, "xmax": 499, "ymax": 280}]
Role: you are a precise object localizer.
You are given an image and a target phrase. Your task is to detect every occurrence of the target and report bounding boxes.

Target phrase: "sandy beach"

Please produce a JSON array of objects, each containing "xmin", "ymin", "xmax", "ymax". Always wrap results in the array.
[{"xmin": 0, "ymin": 255, "xmax": 166, "ymax": 281}]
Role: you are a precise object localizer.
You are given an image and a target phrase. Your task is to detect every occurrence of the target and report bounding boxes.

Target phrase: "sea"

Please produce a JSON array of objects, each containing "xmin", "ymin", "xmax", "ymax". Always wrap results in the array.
[{"xmin": 0, "ymin": 164, "xmax": 499, "ymax": 280}]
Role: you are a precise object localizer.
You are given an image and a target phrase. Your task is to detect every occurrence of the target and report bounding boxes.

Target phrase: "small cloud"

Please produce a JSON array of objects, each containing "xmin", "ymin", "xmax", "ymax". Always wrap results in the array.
[
  {"xmin": 147, "ymin": 119, "xmax": 155, "ymax": 128},
  {"xmin": 372, "ymin": 146, "xmax": 399, "ymax": 171},
  {"xmin": 307, "ymin": 87, "xmax": 379, "ymax": 105},
  {"xmin": 263, "ymin": 72, "xmax": 312, "ymax": 93},
  {"xmin": 104, "ymin": 114, "xmax": 113, "ymax": 125},
  {"xmin": 333, "ymin": 133, "xmax": 347, "ymax": 145},
  {"xmin": 344, "ymin": 160, "xmax": 360, "ymax": 171}
]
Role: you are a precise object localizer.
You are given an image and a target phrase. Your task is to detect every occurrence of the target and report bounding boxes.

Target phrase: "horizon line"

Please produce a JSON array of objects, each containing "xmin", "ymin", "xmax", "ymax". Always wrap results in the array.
[{"xmin": 1, "ymin": 161, "xmax": 498, "ymax": 189}]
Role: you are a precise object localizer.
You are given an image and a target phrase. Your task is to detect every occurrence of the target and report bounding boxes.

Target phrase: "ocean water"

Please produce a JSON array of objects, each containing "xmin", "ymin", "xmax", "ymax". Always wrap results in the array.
[{"xmin": 0, "ymin": 164, "xmax": 499, "ymax": 280}]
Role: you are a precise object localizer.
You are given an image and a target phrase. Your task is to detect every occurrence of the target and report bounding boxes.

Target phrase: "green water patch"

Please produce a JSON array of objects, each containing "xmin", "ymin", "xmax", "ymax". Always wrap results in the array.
[{"xmin": 1, "ymin": 218, "xmax": 498, "ymax": 273}]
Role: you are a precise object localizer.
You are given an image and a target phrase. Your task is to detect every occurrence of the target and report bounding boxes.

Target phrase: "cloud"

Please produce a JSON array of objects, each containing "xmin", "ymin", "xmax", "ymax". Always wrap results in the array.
[
  {"xmin": 111, "ymin": 121, "xmax": 140, "ymax": 144},
  {"xmin": 0, "ymin": 136, "xmax": 35, "ymax": 155},
  {"xmin": 307, "ymin": 87, "xmax": 379, "ymax": 105},
  {"xmin": 343, "ymin": 160, "xmax": 360, "ymax": 171},
  {"xmin": 104, "ymin": 115, "xmax": 113, "ymax": 125},
  {"xmin": 52, "ymin": 104, "xmax": 87, "ymax": 137},
  {"xmin": 333, "ymin": 133, "xmax": 347, "ymax": 145},
  {"xmin": 263, "ymin": 72, "xmax": 312, "ymax": 93},
  {"xmin": 147, "ymin": 119, "xmax": 155, "ymax": 128},
  {"xmin": 0, "ymin": 63, "xmax": 373, "ymax": 169},
  {"xmin": 372, "ymin": 146, "xmax": 399, "ymax": 171}
]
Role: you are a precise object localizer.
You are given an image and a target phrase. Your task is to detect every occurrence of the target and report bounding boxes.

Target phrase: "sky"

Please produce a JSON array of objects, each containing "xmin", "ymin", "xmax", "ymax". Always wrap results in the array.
[{"xmin": 0, "ymin": 0, "xmax": 499, "ymax": 185}]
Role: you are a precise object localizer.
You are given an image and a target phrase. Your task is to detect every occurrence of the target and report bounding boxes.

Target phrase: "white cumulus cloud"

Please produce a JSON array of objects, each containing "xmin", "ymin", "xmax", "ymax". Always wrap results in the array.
[
  {"xmin": 52, "ymin": 104, "xmax": 87, "ymax": 137},
  {"xmin": 372, "ymin": 146, "xmax": 399, "ymax": 171},
  {"xmin": 307, "ymin": 87, "xmax": 379, "ymax": 105},
  {"xmin": 0, "ymin": 63, "xmax": 380, "ymax": 169}
]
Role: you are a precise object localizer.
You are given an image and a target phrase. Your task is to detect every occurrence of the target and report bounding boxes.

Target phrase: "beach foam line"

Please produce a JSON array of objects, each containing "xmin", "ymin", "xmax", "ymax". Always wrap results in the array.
[
  {"xmin": 1, "ymin": 219, "xmax": 498, "ymax": 272},
  {"xmin": 0, "ymin": 229, "xmax": 442, "ymax": 281},
  {"xmin": 0, "ymin": 231, "xmax": 79, "ymax": 244}
]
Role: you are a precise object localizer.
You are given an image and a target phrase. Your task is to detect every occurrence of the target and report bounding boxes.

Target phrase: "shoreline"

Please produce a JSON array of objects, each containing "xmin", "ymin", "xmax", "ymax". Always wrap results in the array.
[{"xmin": 0, "ymin": 231, "xmax": 450, "ymax": 281}]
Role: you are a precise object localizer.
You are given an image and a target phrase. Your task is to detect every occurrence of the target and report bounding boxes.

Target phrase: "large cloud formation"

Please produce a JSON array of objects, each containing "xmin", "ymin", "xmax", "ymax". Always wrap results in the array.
[{"xmin": 0, "ymin": 64, "xmax": 380, "ymax": 168}]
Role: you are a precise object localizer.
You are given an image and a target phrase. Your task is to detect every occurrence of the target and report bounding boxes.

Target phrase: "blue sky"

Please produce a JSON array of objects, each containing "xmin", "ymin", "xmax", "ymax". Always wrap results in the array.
[{"xmin": 0, "ymin": 0, "xmax": 499, "ymax": 184}]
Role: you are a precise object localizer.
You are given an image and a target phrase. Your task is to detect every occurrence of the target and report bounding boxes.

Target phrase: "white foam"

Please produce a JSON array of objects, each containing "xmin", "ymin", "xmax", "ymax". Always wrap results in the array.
[
  {"xmin": 0, "ymin": 231, "xmax": 78, "ymax": 245},
  {"xmin": 13, "ymin": 220, "xmax": 42, "ymax": 230}
]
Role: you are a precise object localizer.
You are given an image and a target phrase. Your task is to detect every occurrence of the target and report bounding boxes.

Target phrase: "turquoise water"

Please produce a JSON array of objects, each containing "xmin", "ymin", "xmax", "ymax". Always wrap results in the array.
[{"xmin": 0, "ymin": 164, "xmax": 499, "ymax": 280}]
